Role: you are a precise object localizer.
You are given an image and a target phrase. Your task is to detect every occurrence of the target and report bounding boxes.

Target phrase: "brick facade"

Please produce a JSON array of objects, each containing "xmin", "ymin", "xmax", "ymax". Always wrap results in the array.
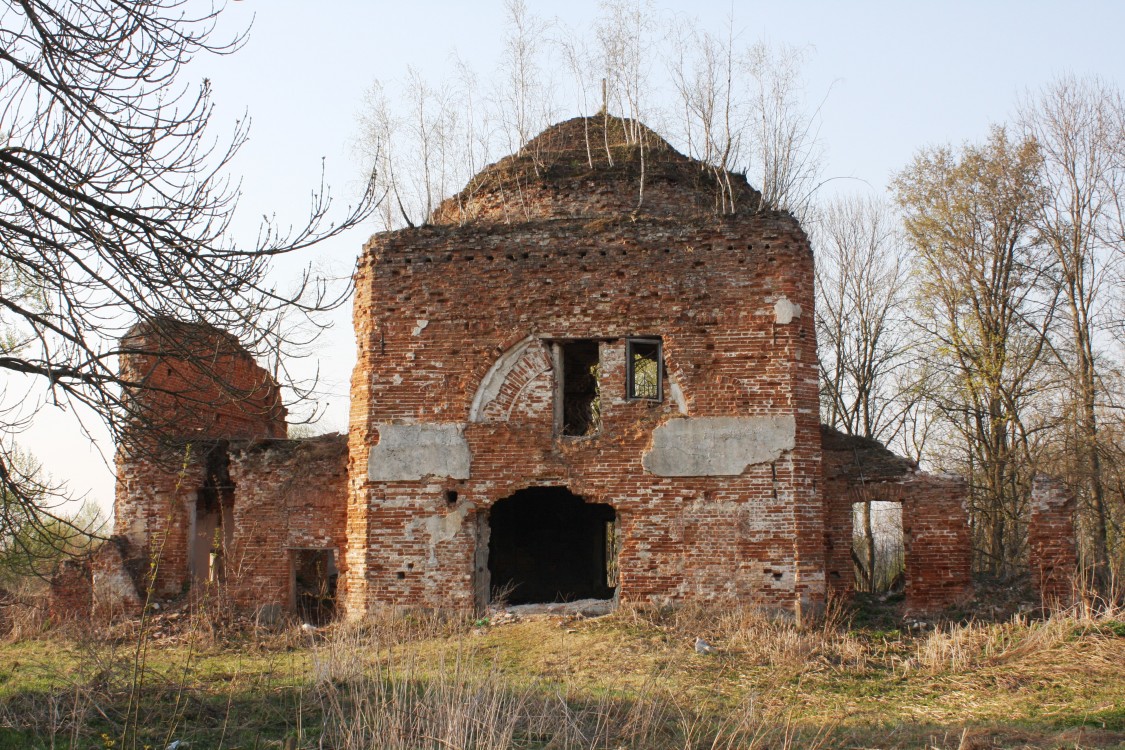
[{"xmin": 346, "ymin": 117, "xmax": 822, "ymax": 616}]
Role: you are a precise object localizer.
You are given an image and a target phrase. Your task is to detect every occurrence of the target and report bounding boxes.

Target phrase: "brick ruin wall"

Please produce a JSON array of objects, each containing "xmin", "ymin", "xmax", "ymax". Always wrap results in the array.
[
  {"xmin": 820, "ymin": 428, "xmax": 974, "ymax": 613},
  {"xmin": 1028, "ymin": 474, "xmax": 1078, "ymax": 608},
  {"xmin": 108, "ymin": 434, "xmax": 348, "ymax": 611},
  {"xmin": 346, "ymin": 211, "xmax": 825, "ymax": 615},
  {"xmin": 112, "ymin": 319, "xmax": 289, "ymax": 598},
  {"xmin": 63, "ymin": 118, "xmax": 1075, "ymax": 623},
  {"xmin": 223, "ymin": 435, "xmax": 349, "ymax": 611},
  {"xmin": 50, "ymin": 321, "xmax": 347, "ymax": 622},
  {"xmin": 822, "ymin": 474, "xmax": 973, "ymax": 613}
]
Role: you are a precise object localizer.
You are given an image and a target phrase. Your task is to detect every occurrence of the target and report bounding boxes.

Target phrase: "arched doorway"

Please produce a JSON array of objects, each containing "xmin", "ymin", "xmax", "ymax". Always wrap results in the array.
[{"xmin": 488, "ymin": 487, "xmax": 617, "ymax": 605}]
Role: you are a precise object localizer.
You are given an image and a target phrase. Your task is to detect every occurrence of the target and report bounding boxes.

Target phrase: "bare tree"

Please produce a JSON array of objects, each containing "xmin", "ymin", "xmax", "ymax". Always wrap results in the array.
[
  {"xmin": 1019, "ymin": 76, "xmax": 1125, "ymax": 588},
  {"xmin": 497, "ymin": 0, "xmax": 554, "ymax": 155},
  {"xmin": 815, "ymin": 194, "xmax": 913, "ymax": 442},
  {"xmin": 596, "ymin": 0, "xmax": 655, "ymax": 143},
  {"xmin": 894, "ymin": 127, "xmax": 1055, "ymax": 576},
  {"xmin": 745, "ymin": 42, "xmax": 824, "ymax": 223},
  {"xmin": 813, "ymin": 193, "xmax": 913, "ymax": 590},
  {"xmin": 666, "ymin": 16, "xmax": 748, "ymax": 212},
  {"xmin": 0, "ymin": 1, "xmax": 376, "ymax": 543}
]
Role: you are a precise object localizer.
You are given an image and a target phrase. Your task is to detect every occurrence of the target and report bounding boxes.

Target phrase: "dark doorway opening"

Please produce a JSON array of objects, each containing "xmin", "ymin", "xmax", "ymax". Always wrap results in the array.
[
  {"xmin": 191, "ymin": 446, "xmax": 233, "ymax": 586},
  {"xmin": 292, "ymin": 549, "xmax": 338, "ymax": 625},
  {"xmin": 488, "ymin": 487, "xmax": 616, "ymax": 605}
]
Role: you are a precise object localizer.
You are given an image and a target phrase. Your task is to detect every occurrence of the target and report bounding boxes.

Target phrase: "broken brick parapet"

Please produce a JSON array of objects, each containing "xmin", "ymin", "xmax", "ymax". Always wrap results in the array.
[
  {"xmin": 1028, "ymin": 474, "xmax": 1077, "ymax": 609},
  {"xmin": 120, "ymin": 317, "xmax": 287, "ymax": 444}
]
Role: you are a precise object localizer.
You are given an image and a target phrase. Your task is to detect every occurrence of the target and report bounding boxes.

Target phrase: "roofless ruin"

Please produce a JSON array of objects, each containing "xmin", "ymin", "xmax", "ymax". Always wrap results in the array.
[{"xmin": 52, "ymin": 117, "xmax": 1077, "ymax": 623}]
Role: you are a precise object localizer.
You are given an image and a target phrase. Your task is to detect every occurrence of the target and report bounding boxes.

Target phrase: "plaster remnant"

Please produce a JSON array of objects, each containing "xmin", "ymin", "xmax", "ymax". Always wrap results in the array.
[
  {"xmin": 773, "ymin": 296, "xmax": 802, "ymax": 325},
  {"xmin": 414, "ymin": 502, "xmax": 471, "ymax": 564},
  {"xmin": 412, "ymin": 319, "xmax": 429, "ymax": 336},
  {"xmin": 643, "ymin": 416, "xmax": 796, "ymax": 476},
  {"xmin": 669, "ymin": 379, "xmax": 689, "ymax": 415},
  {"xmin": 368, "ymin": 423, "xmax": 471, "ymax": 481}
]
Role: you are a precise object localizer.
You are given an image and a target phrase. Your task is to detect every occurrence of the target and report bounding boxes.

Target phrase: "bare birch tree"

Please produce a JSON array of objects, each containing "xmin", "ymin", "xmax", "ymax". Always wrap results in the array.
[{"xmin": 746, "ymin": 42, "xmax": 824, "ymax": 223}]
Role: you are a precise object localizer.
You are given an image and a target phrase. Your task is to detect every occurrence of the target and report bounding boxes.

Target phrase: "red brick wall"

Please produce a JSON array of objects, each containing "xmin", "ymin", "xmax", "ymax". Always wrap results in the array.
[
  {"xmin": 48, "ymin": 558, "xmax": 92, "ymax": 622},
  {"xmin": 119, "ymin": 318, "xmax": 287, "ymax": 442},
  {"xmin": 225, "ymin": 435, "xmax": 349, "ymax": 611},
  {"xmin": 114, "ymin": 446, "xmax": 208, "ymax": 595},
  {"xmin": 114, "ymin": 319, "xmax": 289, "ymax": 597},
  {"xmin": 347, "ymin": 209, "xmax": 824, "ymax": 615},
  {"xmin": 1028, "ymin": 474, "xmax": 1077, "ymax": 608},
  {"xmin": 822, "ymin": 444, "xmax": 973, "ymax": 614}
]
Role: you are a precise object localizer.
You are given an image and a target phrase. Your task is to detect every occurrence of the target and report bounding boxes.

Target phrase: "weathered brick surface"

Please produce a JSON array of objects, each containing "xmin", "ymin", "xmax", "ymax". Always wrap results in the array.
[
  {"xmin": 821, "ymin": 426, "xmax": 972, "ymax": 613},
  {"xmin": 113, "ymin": 319, "xmax": 291, "ymax": 598},
  {"xmin": 114, "ymin": 446, "xmax": 208, "ymax": 595},
  {"xmin": 347, "ymin": 116, "xmax": 823, "ymax": 616},
  {"xmin": 48, "ymin": 557, "xmax": 92, "ymax": 622},
  {"xmin": 224, "ymin": 435, "xmax": 349, "ymax": 611},
  {"xmin": 119, "ymin": 317, "xmax": 287, "ymax": 441},
  {"xmin": 1028, "ymin": 474, "xmax": 1077, "ymax": 608}
]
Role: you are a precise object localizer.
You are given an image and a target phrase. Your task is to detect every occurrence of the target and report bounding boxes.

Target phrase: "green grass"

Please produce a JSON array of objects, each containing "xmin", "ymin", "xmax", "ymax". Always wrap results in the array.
[{"xmin": 0, "ymin": 603, "xmax": 1123, "ymax": 749}]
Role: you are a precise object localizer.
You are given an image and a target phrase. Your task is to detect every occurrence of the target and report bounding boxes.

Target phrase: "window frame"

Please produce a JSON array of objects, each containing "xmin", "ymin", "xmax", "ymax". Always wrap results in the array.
[{"xmin": 625, "ymin": 337, "xmax": 663, "ymax": 402}]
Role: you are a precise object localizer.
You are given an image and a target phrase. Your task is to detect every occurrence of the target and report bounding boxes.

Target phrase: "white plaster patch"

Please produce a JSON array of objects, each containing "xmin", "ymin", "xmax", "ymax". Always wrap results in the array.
[
  {"xmin": 773, "ymin": 296, "xmax": 802, "ymax": 325},
  {"xmin": 368, "ymin": 423, "xmax": 471, "ymax": 481},
  {"xmin": 406, "ymin": 502, "xmax": 471, "ymax": 565},
  {"xmin": 412, "ymin": 319, "xmax": 429, "ymax": 336},
  {"xmin": 669, "ymin": 379, "xmax": 689, "ymax": 415},
  {"xmin": 425, "ymin": 503, "xmax": 469, "ymax": 548},
  {"xmin": 643, "ymin": 416, "xmax": 796, "ymax": 476}
]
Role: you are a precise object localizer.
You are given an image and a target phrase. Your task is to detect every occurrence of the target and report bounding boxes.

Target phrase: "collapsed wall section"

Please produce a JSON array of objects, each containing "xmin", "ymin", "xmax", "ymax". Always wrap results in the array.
[{"xmin": 1028, "ymin": 474, "xmax": 1077, "ymax": 608}]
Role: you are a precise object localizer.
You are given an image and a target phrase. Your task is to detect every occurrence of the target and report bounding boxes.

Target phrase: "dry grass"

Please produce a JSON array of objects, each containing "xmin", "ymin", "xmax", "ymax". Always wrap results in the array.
[{"xmin": 0, "ymin": 600, "xmax": 1122, "ymax": 749}]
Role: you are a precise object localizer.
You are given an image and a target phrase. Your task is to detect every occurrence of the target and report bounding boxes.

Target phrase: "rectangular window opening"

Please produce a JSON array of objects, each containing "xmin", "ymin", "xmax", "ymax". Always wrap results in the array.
[
  {"xmin": 554, "ymin": 340, "xmax": 601, "ymax": 436},
  {"xmin": 626, "ymin": 338, "xmax": 663, "ymax": 401}
]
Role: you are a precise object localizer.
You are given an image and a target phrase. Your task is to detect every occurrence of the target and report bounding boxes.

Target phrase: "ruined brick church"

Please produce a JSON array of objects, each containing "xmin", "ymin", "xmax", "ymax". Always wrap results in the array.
[{"xmin": 61, "ymin": 117, "xmax": 1073, "ymax": 623}]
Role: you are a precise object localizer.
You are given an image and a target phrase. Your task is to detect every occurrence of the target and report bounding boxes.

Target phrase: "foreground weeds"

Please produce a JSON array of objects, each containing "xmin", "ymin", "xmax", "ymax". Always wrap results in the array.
[{"xmin": 0, "ymin": 601, "xmax": 1123, "ymax": 749}]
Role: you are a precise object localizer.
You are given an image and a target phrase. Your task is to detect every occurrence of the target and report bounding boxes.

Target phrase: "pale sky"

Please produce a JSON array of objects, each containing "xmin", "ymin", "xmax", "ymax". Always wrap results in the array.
[{"xmin": 21, "ymin": 0, "xmax": 1125, "ymax": 520}]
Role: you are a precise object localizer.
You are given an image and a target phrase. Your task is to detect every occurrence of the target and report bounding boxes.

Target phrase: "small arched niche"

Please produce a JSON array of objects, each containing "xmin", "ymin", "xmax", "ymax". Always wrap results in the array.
[{"xmin": 487, "ymin": 487, "xmax": 617, "ymax": 605}]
